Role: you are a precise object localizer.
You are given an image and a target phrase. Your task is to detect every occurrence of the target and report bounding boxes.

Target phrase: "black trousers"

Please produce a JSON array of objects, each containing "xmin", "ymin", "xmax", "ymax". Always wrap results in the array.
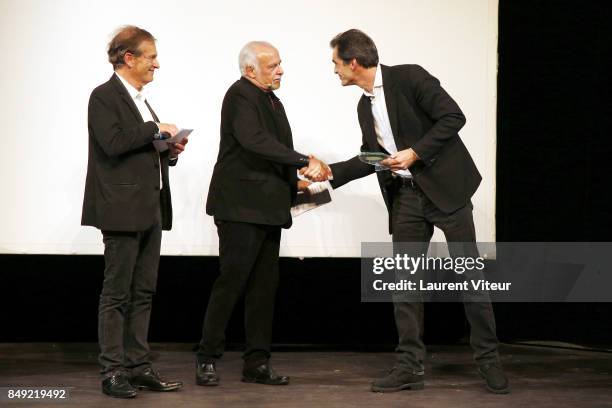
[
  {"xmin": 98, "ymin": 223, "xmax": 161, "ymax": 376},
  {"xmin": 391, "ymin": 182, "xmax": 499, "ymax": 372},
  {"xmin": 197, "ymin": 221, "xmax": 281, "ymax": 369}
]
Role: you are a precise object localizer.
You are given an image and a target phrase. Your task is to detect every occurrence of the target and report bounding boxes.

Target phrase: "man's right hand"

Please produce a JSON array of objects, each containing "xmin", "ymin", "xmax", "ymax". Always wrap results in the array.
[
  {"xmin": 299, "ymin": 155, "xmax": 333, "ymax": 182},
  {"xmin": 157, "ymin": 123, "xmax": 179, "ymax": 138}
]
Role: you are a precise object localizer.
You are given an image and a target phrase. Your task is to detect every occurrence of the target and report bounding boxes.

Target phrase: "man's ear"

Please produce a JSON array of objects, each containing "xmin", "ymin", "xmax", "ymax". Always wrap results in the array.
[
  {"xmin": 123, "ymin": 52, "xmax": 135, "ymax": 68},
  {"xmin": 350, "ymin": 58, "xmax": 357, "ymax": 70},
  {"xmin": 245, "ymin": 65, "xmax": 257, "ymax": 79}
]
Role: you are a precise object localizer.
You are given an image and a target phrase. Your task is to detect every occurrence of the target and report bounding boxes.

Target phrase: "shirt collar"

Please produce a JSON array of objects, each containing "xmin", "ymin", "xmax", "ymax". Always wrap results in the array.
[
  {"xmin": 363, "ymin": 64, "xmax": 383, "ymax": 98},
  {"xmin": 115, "ymin": 72, "xmax": 146, "ymax": 101}
]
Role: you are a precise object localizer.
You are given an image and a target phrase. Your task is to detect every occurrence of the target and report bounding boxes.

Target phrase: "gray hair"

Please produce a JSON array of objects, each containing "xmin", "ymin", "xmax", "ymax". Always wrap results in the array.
[
  {"xmin": 108, "ymin": 25, "xmax": 155, "ymax": 70},
  {"xmin": 238, "ymin": 41, "xmax": 275, "ymax": 75}
]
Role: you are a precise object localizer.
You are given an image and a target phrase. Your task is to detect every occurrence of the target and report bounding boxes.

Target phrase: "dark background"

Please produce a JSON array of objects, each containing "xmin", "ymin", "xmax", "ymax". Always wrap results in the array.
[{"xmin": 1, "ymin": 0, "xmax": 611, "ymax": 348}]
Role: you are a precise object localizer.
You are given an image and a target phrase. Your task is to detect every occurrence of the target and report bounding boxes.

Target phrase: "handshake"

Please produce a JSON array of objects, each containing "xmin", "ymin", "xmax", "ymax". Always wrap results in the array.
[{"xmin": 299, "ymin": 155, "xmax": 333, "ymax": 183}]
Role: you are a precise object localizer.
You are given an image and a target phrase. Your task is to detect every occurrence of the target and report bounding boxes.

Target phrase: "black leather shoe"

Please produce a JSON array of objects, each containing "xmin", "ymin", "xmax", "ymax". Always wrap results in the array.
[
  {"xmin": 102, "ymin": 372, "xmax": 137, "ymax": 398},
  {"xmin": 130, "ymin": 367, "xmax": 183, "ymax": 392},
  {"xmin": 371, "ymin": 366, "xmax": 425, "ymax": 393},
  {"xmin": 478, "ymin": 363, "xmax": 510, "ymax": 394},
  {"xmin": 242, "ymin": 364, "xmax": 289, "ymax": 385},
  {"xmin": 196, "ymin": 361, "xmax": 219, "ymax": 386}
]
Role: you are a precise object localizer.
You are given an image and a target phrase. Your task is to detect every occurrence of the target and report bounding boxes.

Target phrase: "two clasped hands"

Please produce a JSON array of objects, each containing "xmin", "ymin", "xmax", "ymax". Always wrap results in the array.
[{"xmin": 298, "ymin": 155, "xmax": 333, "ymax": 187}]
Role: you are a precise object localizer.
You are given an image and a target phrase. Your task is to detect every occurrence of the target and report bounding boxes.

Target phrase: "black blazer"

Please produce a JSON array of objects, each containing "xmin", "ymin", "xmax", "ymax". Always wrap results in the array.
[
  {"xmin": 206, "ymin": 77, "xmax": 309, "ymax": 228},
  {"xmin": 81, "ymin": 74, "xmax": 174, "ymax": 232},
  {"xmin": 330, "ymin": 64, "xmax": 481, "ymax": 232}
]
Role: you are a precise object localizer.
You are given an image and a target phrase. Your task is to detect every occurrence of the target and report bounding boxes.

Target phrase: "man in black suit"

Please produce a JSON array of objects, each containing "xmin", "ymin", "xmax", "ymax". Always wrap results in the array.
[
  {"xmin": 195, "ymin": 41, "xmax": 330, "ymax": 387},
  {"xmin": 326, "ymin": 29, "xmax": 509, "ymax": 394},
  {"xmin": 82, "ymin": 26, "xmax": 187, "ymax": 398}
]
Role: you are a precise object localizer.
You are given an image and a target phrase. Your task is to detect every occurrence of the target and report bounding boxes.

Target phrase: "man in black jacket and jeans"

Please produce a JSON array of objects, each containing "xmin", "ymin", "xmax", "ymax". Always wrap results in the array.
[
  {"xmin": 82, "ymin": 25, "xmax": 187, "ymax": 398},
  {"xmin": 326, "ymin": 29, "xmax": 509, "ymax": 394},
  {"xmin": 196, "ymin": 41, "xmax": 330, "ymax": 387}
]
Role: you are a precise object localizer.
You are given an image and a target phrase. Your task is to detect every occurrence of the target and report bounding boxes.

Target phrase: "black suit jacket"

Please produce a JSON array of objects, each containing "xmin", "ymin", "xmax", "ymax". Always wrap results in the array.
[
  {"xmin": 206, "ymin": 77, "xmax": 309, "ymax": 228},
  {"xmin": 81, "ymin": 74, "xmax": 174, "ymax": 232},
  {"xmin": 330, "ymin": 64, "xmax": 481, "ymax": 232}
]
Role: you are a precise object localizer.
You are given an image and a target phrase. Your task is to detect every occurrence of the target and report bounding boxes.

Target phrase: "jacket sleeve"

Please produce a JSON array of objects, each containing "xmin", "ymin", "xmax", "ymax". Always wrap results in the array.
[
  {"xmin": 407, "ymin": 66, "xmax": 466, "ymax": 166},
  {"xmin": 160, "ymin": 150, "xmax": 178, "ymax": 167},
  {"xmin": 230, "ymin": 93, "xmax": 310, "ymax": 167},
  {"xmin": 329, "ymin": 141, "xmax": 375, "ymax": 189},
  {"xmin": 88, "ymin": 92, "xmax": 157, "ymax": 157}
]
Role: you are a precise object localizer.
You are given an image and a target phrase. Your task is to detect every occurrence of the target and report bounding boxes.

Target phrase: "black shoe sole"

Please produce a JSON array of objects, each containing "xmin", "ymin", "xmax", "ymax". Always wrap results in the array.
[
  {"xmin": 133, "ymin": 385, "xmax": 183, "ymax": 392},
  {"xmin": 371, "ymin": 381, "xmax": 424, "ymax": 393},
  {"xmin": 196, "ymin": 378, "xmax": 219, "ymax": 386},
  {"xmin": 486, "ymin": 387, "xmax": 510, "ymax": 394},
  {"xmin": 102, "ymin": 390, "xmax": 137, "ymax": 399},
  {"xmin": 241, "ymin": 376, "xmax": 289, "ymax": 385},
  {"xmin": 483, "ymin": 383, "xmax": 510, "ymax": 394}
]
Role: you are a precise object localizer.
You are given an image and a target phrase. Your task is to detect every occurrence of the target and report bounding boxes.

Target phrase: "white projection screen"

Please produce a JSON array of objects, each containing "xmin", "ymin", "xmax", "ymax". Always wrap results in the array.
[{"xmin": 0, "ymin": 0, "xmax": 498, "ymax": 257}]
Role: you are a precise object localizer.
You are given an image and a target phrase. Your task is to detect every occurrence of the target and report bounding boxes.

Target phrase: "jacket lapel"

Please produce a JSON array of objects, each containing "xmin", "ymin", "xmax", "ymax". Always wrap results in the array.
[
  {"xmin": 110, "ymin": 74, "xmax": 159, "ymax": 166},
  {"xmin": 111, "ymin": 74, "xmax": 145, "ymax": 123},
  {"xmin": 263, "ymin": 91, "xmax": 292, "ymax": 146},
  {"xmin": 358, "ymin": 95, "xmax": 381, "ymax": 152},
  {"xmin": 261, "ymin": 90, "xmax": 276, "ymax": 117},
  {"xmin": 381, "ymin": 65, "xmax": 405, "ymax": 150},
  {"xmin": 239, "ymin": 77, "xmax": 290, "ymax": 146}
]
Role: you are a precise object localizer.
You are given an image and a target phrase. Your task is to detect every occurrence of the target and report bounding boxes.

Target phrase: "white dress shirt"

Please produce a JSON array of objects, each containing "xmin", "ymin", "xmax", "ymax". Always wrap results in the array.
[
  {"xmin": 363, "ymin": 65, "xmax": 412, "ymax": 178},
  {"xmin": 115, "ymin": 72, "xmax": 163, "ymax": 188}
]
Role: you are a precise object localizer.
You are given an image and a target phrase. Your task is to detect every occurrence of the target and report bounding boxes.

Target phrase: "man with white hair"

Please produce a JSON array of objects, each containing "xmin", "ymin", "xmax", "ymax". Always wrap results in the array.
[{"xmin": 195, "ymin": 41, "xmax": 331, "ymax": 386}]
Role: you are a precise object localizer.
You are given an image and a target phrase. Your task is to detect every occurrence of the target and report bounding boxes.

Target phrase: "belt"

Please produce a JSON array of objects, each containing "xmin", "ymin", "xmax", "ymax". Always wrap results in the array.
[{"xmin": 394, "ymin": 175, "xmax": 416, "ymax": 188}]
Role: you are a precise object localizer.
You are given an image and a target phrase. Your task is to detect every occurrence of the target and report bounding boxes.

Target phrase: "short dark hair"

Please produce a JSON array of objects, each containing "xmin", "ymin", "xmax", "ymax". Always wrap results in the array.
[
  {"xmin": 330, "ymin": 29, "xmax": 379, "ymax": 68},
  {"xmin": 107, "ymin": 25, "xmax": 156, "ymax": 70}
]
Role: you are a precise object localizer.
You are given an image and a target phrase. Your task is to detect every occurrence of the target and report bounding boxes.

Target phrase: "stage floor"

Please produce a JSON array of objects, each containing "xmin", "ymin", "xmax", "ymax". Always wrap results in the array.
[{"xmin": 1, "ymin": 343, "xmax": 611, "ymax": 407}]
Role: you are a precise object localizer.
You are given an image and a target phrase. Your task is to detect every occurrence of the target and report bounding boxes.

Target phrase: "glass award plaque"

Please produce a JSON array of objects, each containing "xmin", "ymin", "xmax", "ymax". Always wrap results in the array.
[{"xmin": 358, "ymin": 152, "xmax": 390, "ymax": 171}]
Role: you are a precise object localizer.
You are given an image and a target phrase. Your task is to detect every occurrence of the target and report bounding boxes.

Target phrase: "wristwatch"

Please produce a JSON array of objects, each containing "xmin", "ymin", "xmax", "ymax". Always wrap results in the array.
[{"xmin": 153, "ymin": 131, "xmax": 170, "ymax": 141}]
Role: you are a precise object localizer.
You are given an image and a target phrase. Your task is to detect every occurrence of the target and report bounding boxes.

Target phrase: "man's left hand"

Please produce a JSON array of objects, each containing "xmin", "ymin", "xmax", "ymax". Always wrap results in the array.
[
  {"xmin": 381, "ymin": 148, "xmax": 419, "ymax": 170},
  {"xmin": 169, "ymin": 137, "xmax": 189, "ymax": 158},
  {"xmin": 297, "ymin": 180, "xmax": 312, "ymax": 191}
]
